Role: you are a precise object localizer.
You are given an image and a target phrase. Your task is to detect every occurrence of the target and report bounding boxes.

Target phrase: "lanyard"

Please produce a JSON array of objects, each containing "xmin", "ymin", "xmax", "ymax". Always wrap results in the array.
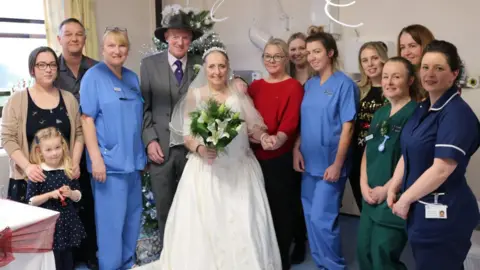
[{"xmin": 418, "ymin": 193, "xmax": 445, "ymax": 205}]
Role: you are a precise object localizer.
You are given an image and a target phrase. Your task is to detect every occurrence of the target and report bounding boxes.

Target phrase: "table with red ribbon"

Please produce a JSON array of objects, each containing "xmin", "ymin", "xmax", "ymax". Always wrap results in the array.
[{"xmin": 0, "ymin": 199, "xmax": 59, "ymax": 270}]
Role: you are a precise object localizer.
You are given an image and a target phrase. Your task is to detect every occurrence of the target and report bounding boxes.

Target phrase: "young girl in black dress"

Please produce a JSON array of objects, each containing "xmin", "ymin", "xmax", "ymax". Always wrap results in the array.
[{"xmin": 26, "ymin": 127, "xmax": 86, "ymax": 270}]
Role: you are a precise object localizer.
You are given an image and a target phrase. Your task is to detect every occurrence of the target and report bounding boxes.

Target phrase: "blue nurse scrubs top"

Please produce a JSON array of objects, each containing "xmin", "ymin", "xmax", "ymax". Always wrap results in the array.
[
  {"xmin": 80, "ymin": 62, "xmax": 147, "ymax": 174},
  {"xmin": 300, "ymin": 71, "xmax": 359, "ymax": 177},
  {"xmin": 400, "ymin": 87, "xmax": 480, "ymax": 242}
]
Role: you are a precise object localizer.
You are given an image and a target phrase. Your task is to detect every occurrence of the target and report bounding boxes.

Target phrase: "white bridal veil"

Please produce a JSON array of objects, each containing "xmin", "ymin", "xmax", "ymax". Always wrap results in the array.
[{"xmin": 168, "ymin": 48, "xmax": 266, "ymax": 147}]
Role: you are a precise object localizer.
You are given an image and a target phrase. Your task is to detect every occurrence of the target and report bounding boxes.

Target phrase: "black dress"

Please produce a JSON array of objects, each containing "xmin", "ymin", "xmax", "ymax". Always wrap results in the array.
[
  {"xmin": 349, "ymin": 86, "xmax": 386, "ymax": 211},
  {"xmin": 26, "ymin": 89, "xmax": 71, "ymax": 147},
  {"xmin": 26, "ymin": 168, "xmax": 86, "ymax": 251}
]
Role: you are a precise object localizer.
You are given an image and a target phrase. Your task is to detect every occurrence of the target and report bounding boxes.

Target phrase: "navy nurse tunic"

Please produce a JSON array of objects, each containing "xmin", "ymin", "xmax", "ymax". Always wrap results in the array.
[{"xmin": 400, "ymin": 87, "xmax": 480, "ymax": 269}]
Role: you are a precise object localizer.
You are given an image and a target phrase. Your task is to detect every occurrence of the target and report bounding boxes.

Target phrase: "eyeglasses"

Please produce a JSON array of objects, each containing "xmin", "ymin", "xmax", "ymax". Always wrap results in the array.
[
  {"xmin": 262, "ymin": 54, "xmax": 286, "ymax": 62},
  {"xmin": 35, "ymin": 62, "xmax": 58, "ymax": 70},
  {"xmin": 104, "ymin": 26, "xmax": 128, "ymax": 33}
]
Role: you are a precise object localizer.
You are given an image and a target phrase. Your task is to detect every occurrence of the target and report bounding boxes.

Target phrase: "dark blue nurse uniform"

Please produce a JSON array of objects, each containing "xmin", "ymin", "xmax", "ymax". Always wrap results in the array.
[{"xmin": 400, "ymin": 87, "xmax": 480, "ymax": 270}]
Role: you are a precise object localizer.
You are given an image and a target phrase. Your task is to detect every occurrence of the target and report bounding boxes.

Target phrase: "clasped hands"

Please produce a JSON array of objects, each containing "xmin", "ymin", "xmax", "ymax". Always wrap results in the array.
[
  {"xmin": 50, "ymin": 185, "xmax": 72, "ymax": 206},
  {"xmin": 362, "ymin": 184, "xmax": 388, "ymax": 205},
  {"xmin": 259, "ymin": 133, "xmax": 283, "ymax": 151}
]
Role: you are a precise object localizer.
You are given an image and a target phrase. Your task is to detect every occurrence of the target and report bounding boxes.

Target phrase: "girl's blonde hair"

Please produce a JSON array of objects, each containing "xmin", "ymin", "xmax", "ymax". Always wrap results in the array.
[
  {"xmin": 357, "ymin": 41, "xmax": 389, "ymax": 100},
  {"xmin": 29, "ymin": 127, "xmax": 74, "ymax": 179},
  {"xmin": 263, "ymin": 38, "xmax": 290, "ymax": 74}
]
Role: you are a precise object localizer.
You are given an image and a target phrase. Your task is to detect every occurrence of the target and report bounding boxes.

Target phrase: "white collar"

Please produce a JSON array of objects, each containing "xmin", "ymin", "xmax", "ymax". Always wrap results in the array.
[
  {"xmin": 429, "ymin": 90, "xmax": 459, "ymax": 111},
  {"xmin": 167, "ymin": 51, "xmax": 187, "ymax": 68},
  {"xmin": 40, "ymin": 163, "xmax": 64, "ymax": 171}
]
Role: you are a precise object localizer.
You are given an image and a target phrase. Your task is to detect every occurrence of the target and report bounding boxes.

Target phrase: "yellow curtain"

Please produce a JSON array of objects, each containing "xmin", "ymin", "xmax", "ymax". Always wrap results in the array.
[
  {"xmin": 43, "ymin": 0, "xmax": 65, "ymax": 55},
  {"xmin": 66, "ymin": 0, "xmax": 99, "ymax": 59}
]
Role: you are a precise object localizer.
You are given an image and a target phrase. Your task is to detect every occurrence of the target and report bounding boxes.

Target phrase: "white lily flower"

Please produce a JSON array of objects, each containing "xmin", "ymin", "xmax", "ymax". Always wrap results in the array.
[
  {"xmin": 197, "ymin": 110, "xmax": 208, "ymax": 124},
  {"xmin": 216, "ymin": 118, "xmax": 231, "ymax": 132},
  {"xmin": 235, "ymin": 123, "xmax": 243, "ymax": 132},
  {"xmin": 206, "ymin": 119, "xmax": 230, "ymax": 145}
]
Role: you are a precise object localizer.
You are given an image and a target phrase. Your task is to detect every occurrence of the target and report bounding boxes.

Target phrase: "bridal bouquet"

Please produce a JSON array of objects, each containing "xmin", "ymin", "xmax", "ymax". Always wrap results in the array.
[{"xmin": 189, "ymin": 98, "xmax": 244, "ymax": 152}]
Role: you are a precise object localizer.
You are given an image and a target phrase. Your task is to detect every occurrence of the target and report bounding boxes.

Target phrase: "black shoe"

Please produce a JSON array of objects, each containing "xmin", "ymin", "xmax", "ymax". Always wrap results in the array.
[
  {"xmin": 290, "ymin": 242, "xmax": 306, "ymax": 265},
  {"xmin": 86, "ymin": 258, "xmax": 99, "ymax": 270}
]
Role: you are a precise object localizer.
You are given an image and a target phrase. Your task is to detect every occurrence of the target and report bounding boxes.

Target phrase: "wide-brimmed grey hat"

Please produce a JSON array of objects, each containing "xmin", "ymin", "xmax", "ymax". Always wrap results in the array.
[{"xmin": 154, "ymin": 12, "xmax": 203, "ymax": 43}]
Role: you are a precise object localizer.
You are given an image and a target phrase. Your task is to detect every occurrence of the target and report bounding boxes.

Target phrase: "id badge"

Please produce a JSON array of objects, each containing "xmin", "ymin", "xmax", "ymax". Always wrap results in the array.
[
  {"xmin": 365, "ymin": 134, "xmax": 374, "ymax": 141},
  {"xmin": 425, "ymin": 204, "xmax": 447, "ymax": 219}
]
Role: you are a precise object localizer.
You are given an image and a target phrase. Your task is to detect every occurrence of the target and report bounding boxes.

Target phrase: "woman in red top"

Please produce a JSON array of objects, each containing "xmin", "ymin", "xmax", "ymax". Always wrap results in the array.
[{"xmin": 248, "ymin": 38, "xmax": 304, "ymax": 270}]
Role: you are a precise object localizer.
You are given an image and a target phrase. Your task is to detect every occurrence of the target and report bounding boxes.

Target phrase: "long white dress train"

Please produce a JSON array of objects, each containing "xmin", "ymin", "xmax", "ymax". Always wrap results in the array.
[{"xmin": 142, "ymin": 88, "xmax": 282, "ymax": 270}]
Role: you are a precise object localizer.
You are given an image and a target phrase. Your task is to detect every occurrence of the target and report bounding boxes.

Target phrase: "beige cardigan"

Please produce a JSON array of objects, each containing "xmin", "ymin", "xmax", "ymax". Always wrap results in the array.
[{"xmin": 1, "ymin": 89, "xmax": 83, "ymax": 179}]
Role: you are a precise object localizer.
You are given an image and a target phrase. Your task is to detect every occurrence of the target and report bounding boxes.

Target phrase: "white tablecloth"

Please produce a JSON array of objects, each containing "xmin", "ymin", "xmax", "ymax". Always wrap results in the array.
[
  {"xmin": 0, "ymin": 200, "xmax": 59, "ymax": 270},
  {"xmin": 0, "ymin": 252, "xmax": 55, "ymax": 270}
]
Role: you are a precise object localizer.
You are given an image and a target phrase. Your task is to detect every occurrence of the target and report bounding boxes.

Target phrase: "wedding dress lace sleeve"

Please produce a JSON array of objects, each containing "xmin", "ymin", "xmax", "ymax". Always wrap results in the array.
[{"xmin": 229, "ymin": 81, "xmax": 267, "ymax": 138}]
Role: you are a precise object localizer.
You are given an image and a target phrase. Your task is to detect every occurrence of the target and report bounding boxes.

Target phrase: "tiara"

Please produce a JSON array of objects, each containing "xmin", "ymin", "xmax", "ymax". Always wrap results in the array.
[{"xmin": 202, "ymin": 46, "xmax": 227, "ymax": 59}]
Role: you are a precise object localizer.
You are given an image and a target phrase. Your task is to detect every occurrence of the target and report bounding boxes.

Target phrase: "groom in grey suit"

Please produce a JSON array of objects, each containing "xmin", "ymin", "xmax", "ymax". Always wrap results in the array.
[{"xmin": 140, "ymin": 13, "xmax": 203, "ymax": 245}]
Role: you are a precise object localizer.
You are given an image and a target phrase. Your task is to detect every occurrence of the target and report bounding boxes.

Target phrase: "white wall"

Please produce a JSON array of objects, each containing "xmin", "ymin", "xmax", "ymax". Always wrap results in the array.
[
  {"xmin": 97, "ymin": 0, "xmax": 480, "ymax": 214},
  {"xmin": 94, "ymin": 0, "xmax": 156, "ymax": 74},
  {"xmin": 339, "ymin": 0, "xmax": 480, "ymax": 206},
  {"xmin": 163, "ymin": 0, "xmax": 480, "ymax": 187},
  {"xmin": 0, "ymin": 150, "xmax": 9, "ymax": 198}
]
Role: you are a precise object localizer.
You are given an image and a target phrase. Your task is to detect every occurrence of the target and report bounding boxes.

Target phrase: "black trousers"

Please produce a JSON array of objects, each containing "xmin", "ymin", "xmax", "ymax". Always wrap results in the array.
[
  {"xmin": 292, "ymin": 171, "xmax": 307, "ymax": 244},
  {"xmin": 54, "ymin": 249, "xmax": 74, "ymax": 270},
  {"xmin": 259, "ymin": 152, "xmax": 297, "ymax": 270},
  {"xmin": 349, "ymin": 147, "xmax": 364, "ymax": 212},
  {"xmin": 72, "ymin": 152, "xmax": 98, "ymax": 263}
]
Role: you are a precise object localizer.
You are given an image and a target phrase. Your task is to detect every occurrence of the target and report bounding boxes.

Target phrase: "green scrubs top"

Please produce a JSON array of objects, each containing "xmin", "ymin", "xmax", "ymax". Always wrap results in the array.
[{"xmin": 363, "ymin": 101, "xmax": 417, "ymax": 228}]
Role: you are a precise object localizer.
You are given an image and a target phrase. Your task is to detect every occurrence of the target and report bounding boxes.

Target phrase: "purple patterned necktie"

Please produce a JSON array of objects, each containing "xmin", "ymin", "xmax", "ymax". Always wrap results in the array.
[{"xmin": 174, "ymin": 60, "xmax": 183, "ymax": 85}]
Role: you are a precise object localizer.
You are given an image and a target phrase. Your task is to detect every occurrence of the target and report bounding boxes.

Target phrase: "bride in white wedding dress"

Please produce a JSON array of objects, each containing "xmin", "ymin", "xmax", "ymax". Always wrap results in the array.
[{"xmin": 140, "ymin": 47, "xmax": 282, "ymax": 270}]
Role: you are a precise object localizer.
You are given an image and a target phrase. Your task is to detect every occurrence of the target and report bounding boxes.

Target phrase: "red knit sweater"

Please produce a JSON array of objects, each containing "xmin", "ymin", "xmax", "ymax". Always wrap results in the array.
[{"xmin": 248, "ymin": 78, "xmax": 304, "ymax": 160}]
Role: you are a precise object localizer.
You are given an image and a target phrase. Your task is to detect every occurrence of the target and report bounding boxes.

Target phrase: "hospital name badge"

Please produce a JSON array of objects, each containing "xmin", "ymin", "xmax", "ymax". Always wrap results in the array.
[
  {"xmin": 425, "ymin": 204, "xmax": 447, "ymax": 219},
  {"xmin": 323, "ymin": 89, "xmax": 333, "ymax": 96}
]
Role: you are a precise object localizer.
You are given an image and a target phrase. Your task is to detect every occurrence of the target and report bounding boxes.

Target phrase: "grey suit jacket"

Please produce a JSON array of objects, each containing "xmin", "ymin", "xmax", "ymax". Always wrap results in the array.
[{"xmin": 140, "ymin": 51, "xmax": 201, "ymax": 160}]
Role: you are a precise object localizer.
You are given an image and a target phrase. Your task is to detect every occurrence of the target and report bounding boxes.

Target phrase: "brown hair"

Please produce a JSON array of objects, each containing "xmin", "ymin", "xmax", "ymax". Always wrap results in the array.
[
  {"xmin": 29, "ymin": 127, "xmax": 74, "ymax": 179},
  {"xmin": 305, "ymin": 25, "xmax": 340, "ymax": 71},
  {"xmin": 397, "ymin": 24, "xmax": 434, "ymax": 57},
  {"xmin": 385, "ymin": 57, "xmax": 422, "ymax": 101},
  {"xmin": 422, "ymin": 40, "xmax": 464, "ymax": 87},
  {"xmin": 28, "ymin": 46, "xmax": 59, "ymax": 78},
  {"xmin": 357, "ymin": 42, "xmax": 389, "ymax": 100}
]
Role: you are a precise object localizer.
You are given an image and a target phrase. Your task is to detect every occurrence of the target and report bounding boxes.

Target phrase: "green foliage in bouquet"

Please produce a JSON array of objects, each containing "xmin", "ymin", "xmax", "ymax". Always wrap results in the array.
[{"xmin": 189, "ymin": 99, "xmax": 244, "ymax": 151}]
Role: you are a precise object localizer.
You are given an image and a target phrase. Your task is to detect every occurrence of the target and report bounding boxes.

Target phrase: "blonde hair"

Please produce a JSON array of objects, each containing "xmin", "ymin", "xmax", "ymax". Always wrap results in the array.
[
  {"xmin": 103, "ymin": 29, "xmax": 130, "ymax": 50},
  {"xmin": 29, "ymin": 127, "xmax": 74, "ymax": 180},
  {"xmin": 263, "ymin": 38, "xmax": 290, "ymax": 74},
  {"xmin": 287, "ymin": 32, "xmax": 315, "ymax": 80},
  {"xmin": 357, "ymin": 42, "xmax": 389, "ymax": 100}
]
